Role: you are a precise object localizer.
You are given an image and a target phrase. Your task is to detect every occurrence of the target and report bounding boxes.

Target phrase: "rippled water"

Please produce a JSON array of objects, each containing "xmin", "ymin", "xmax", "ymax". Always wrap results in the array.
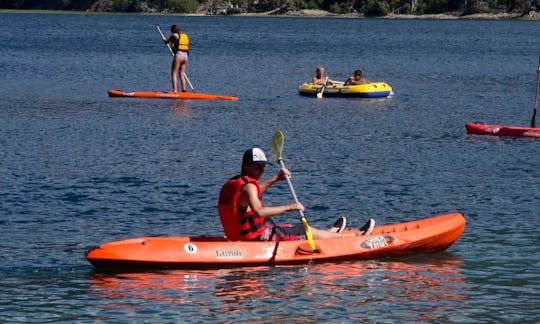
[{"xmin": 0, "ymin": 12, "xmax": 539, "ymax": 322}]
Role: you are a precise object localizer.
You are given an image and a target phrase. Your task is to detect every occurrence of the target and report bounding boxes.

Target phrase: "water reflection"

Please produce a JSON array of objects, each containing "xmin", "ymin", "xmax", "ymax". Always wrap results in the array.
[
  {"xmin": 170, "ymin": 100, "xmax": 191, "ymax": 120},
  {"xmin": 89, "ymin": 255, "xmax": 467, "ymax": 321}
]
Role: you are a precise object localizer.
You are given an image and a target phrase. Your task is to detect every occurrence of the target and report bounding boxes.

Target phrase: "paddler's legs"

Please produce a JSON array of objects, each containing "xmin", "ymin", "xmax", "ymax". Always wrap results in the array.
[
  {"xmin": 171, "ymin": 56, "xmax": 179, "ymax": 92},
  {"xmin": 309, "ymin": 218, "xmax": 375, "ymax": 238},
  {"xmin": 178, "ymin": 59, "xmax": 187, "ymax": 92},
  {"xmin": 310, "ymin": 227, "xmax": 356, "ymax": 238},
  {"xmin": 171, "ymin": 54, "xmax": 185, "ymax": 93}
]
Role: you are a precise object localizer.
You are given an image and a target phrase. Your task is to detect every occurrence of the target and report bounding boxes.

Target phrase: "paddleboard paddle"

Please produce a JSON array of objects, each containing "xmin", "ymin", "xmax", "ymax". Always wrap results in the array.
[
  {"xmin": 530, "ymin": 54, "xmax": 540, "ymax": 128},
  {"xmin": 156, "ymin": 25, "xmax": 195, "ymax": 92},
  {"xmin": 270, "ymin": 131, "xmax": 316, "ymax": 250}
]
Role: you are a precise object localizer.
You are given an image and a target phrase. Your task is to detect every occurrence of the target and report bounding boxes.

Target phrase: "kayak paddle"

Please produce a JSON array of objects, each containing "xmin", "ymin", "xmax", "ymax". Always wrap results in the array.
[
  {"xmin": 270, "ymin": 130, "xmax": 316, "ymax": 250},
  {"xmin": 156, "ymin": 25, "xmax": 195, "ymax": 92},
  {"xmin": 530, "ymin": 54, "xmax": 540, "ymax": 128}
]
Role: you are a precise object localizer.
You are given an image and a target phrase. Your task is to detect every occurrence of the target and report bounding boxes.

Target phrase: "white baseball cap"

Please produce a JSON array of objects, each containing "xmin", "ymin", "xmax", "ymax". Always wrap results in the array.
[{"xmin": 242, "ymin": 147, "xmax": 272, "ymax": 165}]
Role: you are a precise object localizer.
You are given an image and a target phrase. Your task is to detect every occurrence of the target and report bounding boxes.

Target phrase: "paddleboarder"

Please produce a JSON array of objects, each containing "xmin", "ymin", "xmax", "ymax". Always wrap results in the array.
[
  {"xmin": 218, "ymin": 148, "xmax": 374, "ymax": 242},
  {"xmin": 162, "ymin": 24, "xmax": 189, "ymax": 92}
]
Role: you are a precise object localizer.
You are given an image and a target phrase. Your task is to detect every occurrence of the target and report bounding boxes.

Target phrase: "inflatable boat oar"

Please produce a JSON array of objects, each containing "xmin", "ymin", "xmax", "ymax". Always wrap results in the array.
[
  {"xmin": 270, "ymin": 130, "xmax": 316, "ymax": 250},
  {"xmin": 530, "ymin": 54, "xmax": 540, "ymax": 128},
  {"xmin": 317, "ymin": 78, "xmax": 328, "ymax": 99},
  {"xmin": 156, "ymin": 25, "xmax": 195, "ymax": 92}
]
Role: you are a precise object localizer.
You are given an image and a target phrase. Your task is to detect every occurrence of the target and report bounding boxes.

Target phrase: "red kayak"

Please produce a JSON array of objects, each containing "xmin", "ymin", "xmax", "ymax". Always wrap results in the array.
[
  {"xmin": 108, "ymin": 89, "xmax": 239, "ymax": 101},
  {"xmin": 466, "ymin": 58, "xmax": 540, "ymax": 138},
  {"xmin": 86, "ymin": 212, "xmax": 465, "ymax": 270},
  {"xmin": 465, "ymin": 123, "xmax": 540, "ymax": 138}
]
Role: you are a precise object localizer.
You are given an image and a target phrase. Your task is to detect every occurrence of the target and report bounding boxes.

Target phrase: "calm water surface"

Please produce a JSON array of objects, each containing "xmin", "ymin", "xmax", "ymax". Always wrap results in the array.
[{"xmin": 0, "ymin": 13, "xmax": 539, "ymax": 322}]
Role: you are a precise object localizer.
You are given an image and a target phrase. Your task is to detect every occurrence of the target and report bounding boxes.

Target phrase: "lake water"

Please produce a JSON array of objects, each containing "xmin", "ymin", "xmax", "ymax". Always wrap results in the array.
[{"xmin": 0, "ymin": 12, "xmax": 539, "ymax": 322}]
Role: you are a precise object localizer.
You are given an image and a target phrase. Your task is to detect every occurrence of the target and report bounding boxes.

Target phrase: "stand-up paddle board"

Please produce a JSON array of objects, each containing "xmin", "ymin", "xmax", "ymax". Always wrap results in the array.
[{"xmin": 108, "ymin": 89, "xmax": 239, "ymax": 101}]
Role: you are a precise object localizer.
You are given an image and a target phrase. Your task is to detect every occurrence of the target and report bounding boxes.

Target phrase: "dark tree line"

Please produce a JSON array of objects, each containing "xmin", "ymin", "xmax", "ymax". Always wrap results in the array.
[{"xmin": 0, "ymin": 0, "xmax": 538, "ymax": 16}]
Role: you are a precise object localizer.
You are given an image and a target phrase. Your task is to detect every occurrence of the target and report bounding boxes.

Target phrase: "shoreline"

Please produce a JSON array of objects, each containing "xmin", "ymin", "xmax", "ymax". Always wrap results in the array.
[{"xmin": 1, "ymin": 8, "xmax": 539, "ymax": 20}]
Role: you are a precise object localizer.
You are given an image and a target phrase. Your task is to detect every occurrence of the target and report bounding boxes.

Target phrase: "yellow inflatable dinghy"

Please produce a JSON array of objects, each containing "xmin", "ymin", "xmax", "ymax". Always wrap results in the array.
[{"xmin": 299, "ymin": 82, "xmax": 392, "ymax": 98}]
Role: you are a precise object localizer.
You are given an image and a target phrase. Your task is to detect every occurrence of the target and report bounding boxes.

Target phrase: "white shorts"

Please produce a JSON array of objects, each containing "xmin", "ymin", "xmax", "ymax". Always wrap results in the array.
[{"xmin": 175, "ymin": 51, "xmax": 188, "ymax": 61}]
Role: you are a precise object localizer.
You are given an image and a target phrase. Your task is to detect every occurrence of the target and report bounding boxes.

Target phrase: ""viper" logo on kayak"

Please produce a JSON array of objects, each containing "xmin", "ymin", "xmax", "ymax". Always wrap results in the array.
[
  {"xmin": 361, "ymin": 235, "xmax": 394, "ymax": 249},
  {"xmin": 484, "ymin": 127, "xmax": 500, "ymax": 134}
]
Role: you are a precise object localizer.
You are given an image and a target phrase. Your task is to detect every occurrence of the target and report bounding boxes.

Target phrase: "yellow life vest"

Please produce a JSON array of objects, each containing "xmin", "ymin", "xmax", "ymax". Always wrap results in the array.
[{"xmin": 177, "ymin": 33, "xmax": 189, "ymax": 52}]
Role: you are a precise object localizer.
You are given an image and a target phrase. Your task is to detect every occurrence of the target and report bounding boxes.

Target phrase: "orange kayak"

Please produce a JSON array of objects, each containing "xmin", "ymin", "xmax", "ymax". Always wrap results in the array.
[
  {"xmin": 86, "ymin": 212, "xmax": 466, "ymax": 270},
  {"xmin": 465, "ymin": 122, "xmax": 540, "ymax": 138},
  {"xmin": 108, "ymin": 89, "xmax": 239, "ymax": 101}
]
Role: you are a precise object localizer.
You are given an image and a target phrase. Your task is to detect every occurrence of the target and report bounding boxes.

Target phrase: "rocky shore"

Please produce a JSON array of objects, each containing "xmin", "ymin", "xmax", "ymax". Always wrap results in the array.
[
  {"xmin": 238, "ymin": 8, "xmax": 540, "ymax": 19},
  {"xmin": 1, "ymin": 8, "xmax": 539, "ymax": 20}
]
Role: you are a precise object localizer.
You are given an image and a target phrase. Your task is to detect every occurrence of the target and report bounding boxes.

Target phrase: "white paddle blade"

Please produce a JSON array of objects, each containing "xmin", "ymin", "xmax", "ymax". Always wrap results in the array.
[
  {"xmin": 316, "ymin": 84, "xmax": 325, "ymax": 99},
  {"xmin": 270, "ymin": 131, "xmax": 284, "ymax": 162}
]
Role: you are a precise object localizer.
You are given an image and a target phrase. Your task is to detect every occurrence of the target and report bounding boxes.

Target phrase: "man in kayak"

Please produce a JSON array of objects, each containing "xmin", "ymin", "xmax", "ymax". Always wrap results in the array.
[
  {"xmin": 312, "ymin": 66, "xmax": 334, "ymax": 85},
  {"xmin": 344, "ymin": 70, "xmax": 371, "ymax": 85},
  {"xmin": 218, "ymin": 148, "xmax": 374, "ymax": 241},
  {"xmin": 162, "ymin": 24, "xmax": 189, "ymax": 92}
]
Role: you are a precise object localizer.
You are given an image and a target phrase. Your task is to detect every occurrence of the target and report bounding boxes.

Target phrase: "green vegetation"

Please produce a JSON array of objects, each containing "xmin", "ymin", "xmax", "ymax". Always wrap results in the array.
[{"xmin": 0, "ymin": 0, "xmax": 538, "ymax": 16}]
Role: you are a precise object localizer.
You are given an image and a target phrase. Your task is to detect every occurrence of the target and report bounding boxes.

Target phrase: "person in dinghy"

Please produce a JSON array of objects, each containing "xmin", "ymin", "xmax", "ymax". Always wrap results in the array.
[
  {"xmin": 312, "ymin": 66, "xmax": 335, "ymax": 86},
  {"xmin": 344, "ymin": 70, "xmax": 371, "ymax": 85},
  {"xmin": 218, "ymin": 148, "xmax": 375, "ymax": 242},
  {"xmin": 162, "ymin": 24, "xmax": 189, "ymax": 93}
]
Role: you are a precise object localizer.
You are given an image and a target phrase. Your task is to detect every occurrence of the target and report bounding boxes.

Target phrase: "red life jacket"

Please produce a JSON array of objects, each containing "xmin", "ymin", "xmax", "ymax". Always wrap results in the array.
[{"xmin": 218, "ymin": 175, "xmax": 268, "ymax": 241}]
